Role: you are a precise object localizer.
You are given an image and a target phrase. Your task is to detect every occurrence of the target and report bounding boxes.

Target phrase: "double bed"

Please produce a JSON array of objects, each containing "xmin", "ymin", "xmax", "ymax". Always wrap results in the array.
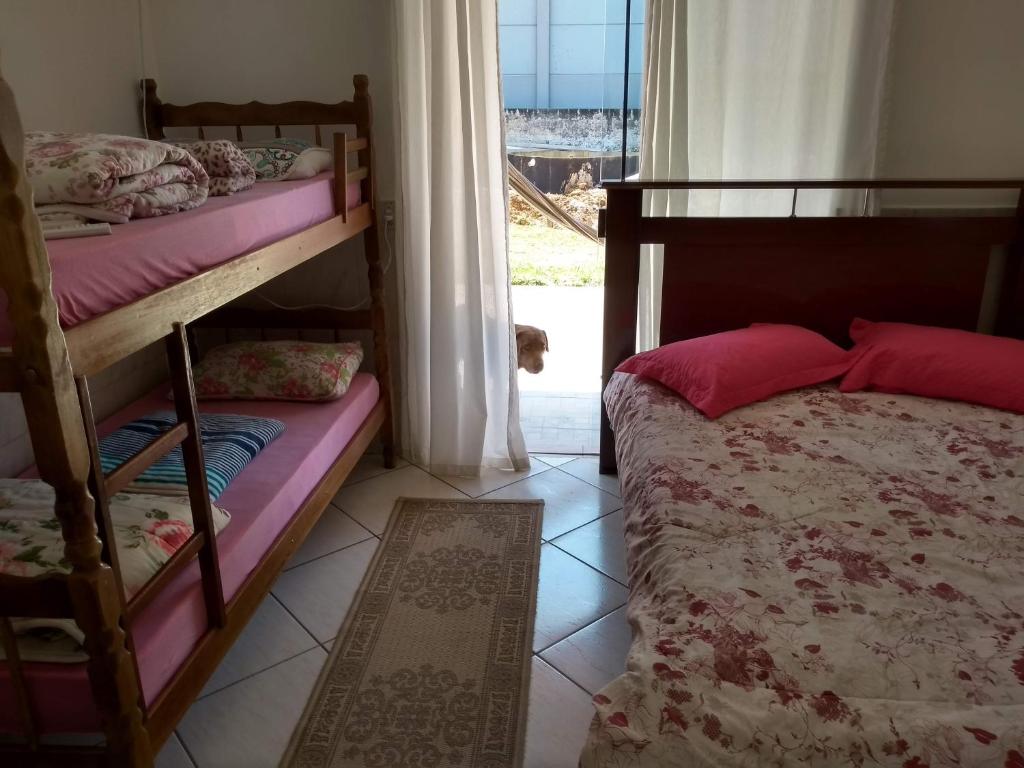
[
  {"xmin": 585, "ymin": 180, "xmax": 1024, "ymax": 766},
  {"xmin": 586, "ymin": 374, "xmax": 1023, "ymax": 765}
]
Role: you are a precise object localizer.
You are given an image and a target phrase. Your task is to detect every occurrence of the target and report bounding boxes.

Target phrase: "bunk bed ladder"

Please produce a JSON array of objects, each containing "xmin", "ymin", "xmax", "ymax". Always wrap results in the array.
[
  {"xmin": 76, "ymin": 376, "xmax": 146, "ymax": 715},
  {"xmin": 73, "ymin": 324, "xmax": 227, "ymax": 634},
  {"xmin": 166, "ymin": 323, "xmax": 227, "ymax": 628}
]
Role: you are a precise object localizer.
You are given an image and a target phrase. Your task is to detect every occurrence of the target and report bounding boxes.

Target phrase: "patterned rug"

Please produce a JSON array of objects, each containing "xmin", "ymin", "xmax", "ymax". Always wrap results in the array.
[{"xmin": 282, "ymin": 497, "xmax": 544, "ymax": 768}]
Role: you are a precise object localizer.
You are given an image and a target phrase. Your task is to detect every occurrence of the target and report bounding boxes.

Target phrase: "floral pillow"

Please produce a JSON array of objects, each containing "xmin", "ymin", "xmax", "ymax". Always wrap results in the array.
[
  {"xmin": 193, "ymin": 341, "xmax": 363, "ymax": 401},
  {"xmin": 169, "ymin": 139, "xmax": 256, "ymax": 195},
  {"xmin": 237, "ymin": 138, "xmax": 333, "ymax": 181}
]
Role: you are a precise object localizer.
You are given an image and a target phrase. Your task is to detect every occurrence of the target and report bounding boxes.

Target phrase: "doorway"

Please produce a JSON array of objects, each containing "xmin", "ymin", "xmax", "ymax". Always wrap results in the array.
[{"xmin": 500, "ymin": 0, "xmax": 643, "ymax": 454}]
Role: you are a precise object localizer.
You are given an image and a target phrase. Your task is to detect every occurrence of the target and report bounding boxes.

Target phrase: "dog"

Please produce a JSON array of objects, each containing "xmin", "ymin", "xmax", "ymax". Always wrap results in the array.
[{"xmin": 515, "ymin": 324, "xmax": 548, "ymax": 374}]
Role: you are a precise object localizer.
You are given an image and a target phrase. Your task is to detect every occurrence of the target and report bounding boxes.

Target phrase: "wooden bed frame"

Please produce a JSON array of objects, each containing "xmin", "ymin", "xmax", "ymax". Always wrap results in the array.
[
  {"xmin": 597, "ymin": 179, "xmax": 1024, "ymax": 474},
  {"xmin": 0, "ymin": 72, "xmax": 394, "ymax": 766}
]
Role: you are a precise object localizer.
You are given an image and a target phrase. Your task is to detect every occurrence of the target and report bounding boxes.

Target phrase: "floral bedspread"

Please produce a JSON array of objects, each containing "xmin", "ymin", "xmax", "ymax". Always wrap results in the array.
[
  {"xmin": 0, "ymin": 479, "xmax": 230, "ymax": 662},
  {"xmin": 25, "ymin": 131, "xmax": 209, "ymax": 223},
  {"xmin": 582, "ymin": 374, "xmax": 1024, "ymax": 768}
]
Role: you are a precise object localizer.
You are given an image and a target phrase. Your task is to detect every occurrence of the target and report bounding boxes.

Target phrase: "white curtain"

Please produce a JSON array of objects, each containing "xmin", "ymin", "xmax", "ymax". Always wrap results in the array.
[
  {"xmin": 637, "ymin": 0, "xmax": 895, "ymax": 350},
  {"xmin": 393, "ymin": 0, "xmax": 529, "ymax": 476}
]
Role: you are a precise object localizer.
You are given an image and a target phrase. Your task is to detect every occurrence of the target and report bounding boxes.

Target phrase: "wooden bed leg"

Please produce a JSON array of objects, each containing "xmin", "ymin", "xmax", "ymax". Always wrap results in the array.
[
  {"xmin": 0, "ymin": 70, "xmax": 153, "ymax": 768},
  {"xmin": 354, "ymin": 74, "xmax": 396, "ymax": 469},
  {"xmin": 599, "ymin": 188, "xmax": 643, "ymax": 475},
  {"xmin": 365, "ymin": 220, "xmax": 396, "ymax": 470},
  {"xmin": 70, "ymin": 569, "xmax": 154, "ymax": 768}
]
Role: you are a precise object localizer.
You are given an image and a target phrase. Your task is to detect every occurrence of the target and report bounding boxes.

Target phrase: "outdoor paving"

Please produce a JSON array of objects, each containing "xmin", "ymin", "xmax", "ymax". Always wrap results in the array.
[{"xmin": 513, "ymin": 285, "xmax": 602, "ymax": 454}]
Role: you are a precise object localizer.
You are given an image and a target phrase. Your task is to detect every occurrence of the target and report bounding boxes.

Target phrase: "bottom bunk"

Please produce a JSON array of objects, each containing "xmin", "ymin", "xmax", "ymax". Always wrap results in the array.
[{"xmin": 0, "ymin": 373, "xmax": 381, "ymax": 738}]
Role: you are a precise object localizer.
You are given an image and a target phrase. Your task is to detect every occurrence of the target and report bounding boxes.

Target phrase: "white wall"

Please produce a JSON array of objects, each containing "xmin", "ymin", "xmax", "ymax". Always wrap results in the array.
[
  {"xmin": 0, "ymin": 0, "xmax": 165, "ymax": 475},
  {"xmin": 0, "ymin": 0, "xmax": 147, "ymax": 134},
  {"xmin": 879, "ymin": 0, "xmax": 1024, "ymax": 206},
  {"xmin": 145, "ymin": 0, "xmax": 402, "ymax": 423},
  {"xmin": 146, "ymin": 0, "xmax": 396, "ymax": 200}
]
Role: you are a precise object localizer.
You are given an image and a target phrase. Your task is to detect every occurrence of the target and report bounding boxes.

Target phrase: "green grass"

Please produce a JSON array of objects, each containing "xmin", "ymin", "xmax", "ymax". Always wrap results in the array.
[{"xmin": 508, "ymin": 223, "xmax": 604, "ymax": 287}]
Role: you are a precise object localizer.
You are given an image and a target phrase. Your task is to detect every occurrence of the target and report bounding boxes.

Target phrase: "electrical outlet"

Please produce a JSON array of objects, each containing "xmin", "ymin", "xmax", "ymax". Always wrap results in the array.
[{"xmin": 380, "ymin": 200, "xmax": 396, "ymax": 224}]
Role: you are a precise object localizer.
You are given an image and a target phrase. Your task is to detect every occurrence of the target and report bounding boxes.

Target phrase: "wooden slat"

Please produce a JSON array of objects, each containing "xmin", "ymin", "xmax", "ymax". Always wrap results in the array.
[
  {"xmin": 166, "ymin": 324, "xmax": 226, "ymax": 628},
  {"xmin": 144, "ymin": 401, "xmax": 385, "ymax": 748},
  {"xmin": 124, "ymin": 533, "xmax": 205, "ymax": 623},
  {"xmin": 64, "ymin": 204, "xmax": 373, "ymax": 376},
  {"xmin": 639, "ymin": 215, "xmax": 1019, "ymax": 249},
  {"xmin": 346, "ymin": 137, "xmax": 368, "ymax": 152},
  {"xmin": 314, "ymin": 125, "xmax": 322, "ymax": 146},
  {"xmin": 103, "ymin": 422, "xmax": 189, "ymax": 497},
  {"xmin": 0, "ymin": 573, "xmax": 73, "ymax": 617},
  {"xmin": 334, "ymin": 132, "xmax": 348, "ymax": 219},
  {"xmin": 604, "ymin": 178, "xmax": 1024, "ymax": 191},
  {"xmin": 235, "ymin": 125, "xmax": 243, "ymax": 141},
  {"xmin": 346, "ymin": 167, "xmax": 369, "ymax": 185},
  {"xmin": 194, "ymin": 307, "xmax": 372, "ymax": 330},
  {"xmin": 0, "ymin": 349, "xmax": 17, "ymax": 391}
]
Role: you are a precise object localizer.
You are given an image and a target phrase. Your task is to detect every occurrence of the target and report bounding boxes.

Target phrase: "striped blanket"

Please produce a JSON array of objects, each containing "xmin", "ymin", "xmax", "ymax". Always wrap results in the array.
[{"xmin": 99, "ymin": 412, "xmax": 284, "ymax": 500}]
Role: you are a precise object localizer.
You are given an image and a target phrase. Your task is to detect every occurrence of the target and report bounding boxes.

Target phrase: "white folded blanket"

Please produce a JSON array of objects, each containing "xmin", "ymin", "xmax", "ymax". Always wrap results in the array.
[{"xmin": 25, "ymin": 131, "xmax": 210, "ymax": 224}]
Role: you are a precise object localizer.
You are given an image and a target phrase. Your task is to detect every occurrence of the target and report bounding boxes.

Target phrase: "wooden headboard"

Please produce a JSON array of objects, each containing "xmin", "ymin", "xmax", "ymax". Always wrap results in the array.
[{"xmin": 597, "ymin": 179, "xmax": 1024, "ymax": 473}]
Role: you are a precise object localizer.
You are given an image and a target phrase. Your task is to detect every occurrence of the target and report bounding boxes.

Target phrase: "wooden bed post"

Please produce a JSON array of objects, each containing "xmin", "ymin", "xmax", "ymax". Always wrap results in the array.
[
  {"xmin": 142, "ymin": 79, "xmax": 164, "ymax": 140},
  {"xmin": 599, "ymin": 188, "xmax": 643, "ymax": 475},
  {"xmin": 0, "ymin": 71, "xmax": 152, "ymax": 765},
  {"xmin": 995, "ymin": 189, "xmax": 1024, "ymax": 339},
  {"xmin": 354, "ymin": 74, "xmax": 396, "ymax": 468}
]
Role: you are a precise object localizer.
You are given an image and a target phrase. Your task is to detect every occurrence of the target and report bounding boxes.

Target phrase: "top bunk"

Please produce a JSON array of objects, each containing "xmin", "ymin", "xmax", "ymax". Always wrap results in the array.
[{"xmin": 0, "ymin": 75, "xmax": 378, "ymax": 379}]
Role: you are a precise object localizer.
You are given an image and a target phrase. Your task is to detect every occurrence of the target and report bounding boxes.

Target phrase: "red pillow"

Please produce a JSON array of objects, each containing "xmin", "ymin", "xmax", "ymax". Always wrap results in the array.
[
  {"xmin": 615, "ymin": 324, "xmax": 853, "ymax": 418},
  {"xmin": 840, "ymin": 319, "xmax": 1024, "ymax": 413}
]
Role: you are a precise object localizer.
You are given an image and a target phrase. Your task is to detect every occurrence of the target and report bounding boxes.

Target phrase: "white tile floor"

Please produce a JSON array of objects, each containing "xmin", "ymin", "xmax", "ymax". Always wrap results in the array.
[
  {"xmin": 520, "ymin": 391, "xmax": 601, "ymax": 454},
  {"xmin": 157, "ymin": 452, "xmax": 628, "ymax": 768}
]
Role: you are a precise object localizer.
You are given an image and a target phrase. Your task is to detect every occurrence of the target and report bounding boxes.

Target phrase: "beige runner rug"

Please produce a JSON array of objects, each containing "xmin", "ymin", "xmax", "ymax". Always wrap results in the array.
[{"xmin": 282, "ymin": 497, "xmax": 544, "ymax": 768}]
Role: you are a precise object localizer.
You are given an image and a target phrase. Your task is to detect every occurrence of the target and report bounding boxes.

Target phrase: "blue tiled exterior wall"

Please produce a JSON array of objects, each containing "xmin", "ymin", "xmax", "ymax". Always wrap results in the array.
[{"xmin": 500, "ymin": 0, "xmax": 644, "ymax": 109}]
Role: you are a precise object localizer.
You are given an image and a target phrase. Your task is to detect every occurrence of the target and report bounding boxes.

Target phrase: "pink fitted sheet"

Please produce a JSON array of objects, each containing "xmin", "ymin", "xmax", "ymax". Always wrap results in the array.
[
  {"xmin": 0, "ymin": 174, "xmax": 360, "ymax": 345},
  {"xmin": 0, "ymin": 373, "xmax": 379, "ymax": 734}
]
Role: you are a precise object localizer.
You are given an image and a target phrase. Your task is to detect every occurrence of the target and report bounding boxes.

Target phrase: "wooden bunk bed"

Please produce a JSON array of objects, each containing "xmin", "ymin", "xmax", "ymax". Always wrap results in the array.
[{"xmin": 0, "ymin": 71, "xmax": 394, "ymax": 767}]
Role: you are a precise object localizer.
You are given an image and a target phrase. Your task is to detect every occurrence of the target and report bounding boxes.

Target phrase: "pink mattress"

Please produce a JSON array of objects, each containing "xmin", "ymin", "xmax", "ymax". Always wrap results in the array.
[
  {"xmin": 0, "ymin": 373, "xmax": 379, "ymax": 734},
  {"xmin": 583, "ymin": 374, "xmax": 1024, "ymax": 766},
  {"xmin": 0, "ymin": 173, "xmax": 360, "ymax": 345}
]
